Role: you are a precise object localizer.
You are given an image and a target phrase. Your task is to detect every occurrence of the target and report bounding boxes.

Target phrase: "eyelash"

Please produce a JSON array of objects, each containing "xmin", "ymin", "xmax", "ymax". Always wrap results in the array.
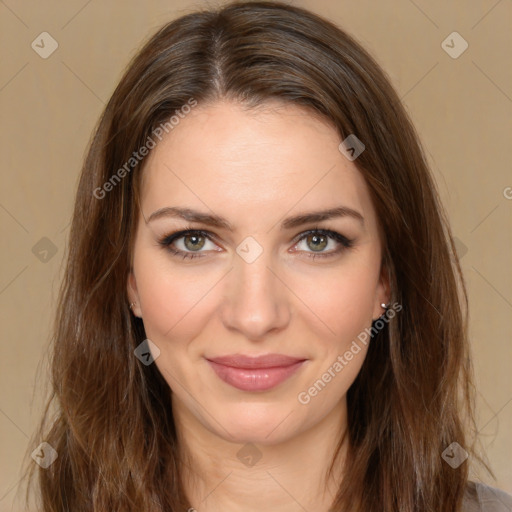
[{"xmin": 157, "ymin": 226, "xmax": 355, "ymax": 261}]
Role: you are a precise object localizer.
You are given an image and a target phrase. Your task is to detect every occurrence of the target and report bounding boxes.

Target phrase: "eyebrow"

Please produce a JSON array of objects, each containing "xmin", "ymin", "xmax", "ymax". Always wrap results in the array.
[{"xmin": 146, "ymin": 205, "xmax": 364, "ymax": 230}]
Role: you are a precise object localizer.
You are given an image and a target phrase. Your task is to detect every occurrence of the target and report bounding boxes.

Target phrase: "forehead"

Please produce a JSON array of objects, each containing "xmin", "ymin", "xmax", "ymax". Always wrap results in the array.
[{"xmin": 139, "ymin": 100, "xmax": 376, "ymax": 230}]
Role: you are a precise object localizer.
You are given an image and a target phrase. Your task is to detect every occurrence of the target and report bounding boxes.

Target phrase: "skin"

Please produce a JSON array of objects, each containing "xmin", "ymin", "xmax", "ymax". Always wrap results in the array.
[{"xmin": 127, "ymin": 99, "xmax": 390, "ymax": 512}]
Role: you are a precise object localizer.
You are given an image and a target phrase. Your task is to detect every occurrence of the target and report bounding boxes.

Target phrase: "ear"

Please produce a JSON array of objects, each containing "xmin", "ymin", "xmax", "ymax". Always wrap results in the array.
[
  {"xmin": 127, "ymin": 269, "xmax": 142, "ymax": 317},
  {"xmin": 372, "ymin": 261, "xmax": 391, "ymax": 321}
]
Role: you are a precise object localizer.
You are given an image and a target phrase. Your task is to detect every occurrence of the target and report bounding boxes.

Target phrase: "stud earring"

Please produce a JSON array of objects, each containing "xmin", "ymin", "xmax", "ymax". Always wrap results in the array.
[{"xmin": 129, "ymin": 302, "xmax": 136, "ymax": 310}]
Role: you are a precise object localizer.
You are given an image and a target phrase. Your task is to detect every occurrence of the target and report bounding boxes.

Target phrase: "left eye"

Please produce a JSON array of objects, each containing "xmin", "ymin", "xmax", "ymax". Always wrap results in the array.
[
  {"xmin": 294, "ymin": 232, "xmax": 343, "ymax": 256},
  {"xmin": 291, "ymin": 229, "xmax": 354, "ymax": 259},
  {"xmin": 158, "ymin": 229, "xmax": 354, "ymax": 260}
]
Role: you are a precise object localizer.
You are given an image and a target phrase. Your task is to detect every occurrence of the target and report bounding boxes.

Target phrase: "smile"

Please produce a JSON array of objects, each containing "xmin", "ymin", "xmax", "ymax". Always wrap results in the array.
[{"xmin": 205, "ymin": 354, "xmax": 307, "ymax": 392}]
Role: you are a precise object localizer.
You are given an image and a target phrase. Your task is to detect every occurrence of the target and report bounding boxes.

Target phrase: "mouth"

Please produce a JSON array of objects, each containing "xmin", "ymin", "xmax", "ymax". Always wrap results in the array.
[{"xmin": 205, "ymin": 353, "xmax": 307, "ymax": 392}]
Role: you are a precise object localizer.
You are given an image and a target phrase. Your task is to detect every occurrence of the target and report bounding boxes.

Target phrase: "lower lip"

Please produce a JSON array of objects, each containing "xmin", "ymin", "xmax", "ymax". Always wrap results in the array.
[{"xmin": 207, "ymin": 360, "xmax": 305, "ymax": 391}]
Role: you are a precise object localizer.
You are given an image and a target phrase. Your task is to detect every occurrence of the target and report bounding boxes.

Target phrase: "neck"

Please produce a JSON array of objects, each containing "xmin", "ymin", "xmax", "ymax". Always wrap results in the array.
[{"xmin": 174, "ymin": 397, "xmax": 349, "ymax": 512}]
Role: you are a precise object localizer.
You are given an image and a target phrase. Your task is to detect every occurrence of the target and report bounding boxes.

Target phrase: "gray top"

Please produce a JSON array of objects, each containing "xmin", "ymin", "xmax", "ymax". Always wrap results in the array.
[{"xmin": 463, "ymin": 481, "xmax": 512, "ymax": 511}]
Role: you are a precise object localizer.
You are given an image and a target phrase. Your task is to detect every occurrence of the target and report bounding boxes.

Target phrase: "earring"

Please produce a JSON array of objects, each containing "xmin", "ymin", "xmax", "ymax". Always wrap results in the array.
[
  {"xmin": 129, "ymin": 302, "xmax": 136, "ymax": 310},
  {"xmin": 372, "ymin": 302, "xmax": 391, "ymax": 323}
]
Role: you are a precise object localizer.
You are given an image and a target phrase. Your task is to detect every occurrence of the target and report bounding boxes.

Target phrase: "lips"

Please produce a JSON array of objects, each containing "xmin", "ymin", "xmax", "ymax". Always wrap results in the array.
[
  {"xmin": 207, "ymin": 353, "xmax": 305, "ymax": 368},
  {"xmin": 206, "ymin": 353, "xmax": 307, "ymax": 392}
]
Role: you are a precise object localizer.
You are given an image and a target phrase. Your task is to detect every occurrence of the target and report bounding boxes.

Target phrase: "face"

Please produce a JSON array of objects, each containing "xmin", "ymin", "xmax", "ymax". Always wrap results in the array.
[{"xmin": 127, "ymin": 99, "xmax": 389, "ymax": 445}]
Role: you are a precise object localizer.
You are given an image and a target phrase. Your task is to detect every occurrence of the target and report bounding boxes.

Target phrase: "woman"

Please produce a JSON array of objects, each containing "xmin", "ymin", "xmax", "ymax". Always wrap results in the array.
[{"xmin": 23, "ymin": 1, "xmax": 512, "ymax": 511}]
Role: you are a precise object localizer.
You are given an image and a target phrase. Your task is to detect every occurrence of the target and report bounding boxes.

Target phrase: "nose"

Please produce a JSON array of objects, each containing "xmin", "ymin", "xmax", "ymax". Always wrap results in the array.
[{"xmin": 220, "ymin": 249, "xmax": 291, "ymax": 341}]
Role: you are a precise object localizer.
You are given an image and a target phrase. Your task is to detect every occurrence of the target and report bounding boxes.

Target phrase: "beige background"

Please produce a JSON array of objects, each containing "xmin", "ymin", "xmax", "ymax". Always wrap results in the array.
[{"xmin": 0, "ymin": 0, "xmax": 511, "ymax": 509}]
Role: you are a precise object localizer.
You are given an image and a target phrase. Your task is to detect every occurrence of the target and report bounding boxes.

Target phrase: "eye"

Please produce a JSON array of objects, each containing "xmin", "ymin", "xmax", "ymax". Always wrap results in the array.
[
  {"xmin": 291, "ymin": 228, "xmax": 354, "ymax": 260},
  {"xmin": 157, "ymin": 227, "xmax": 354, "ymax": 261},
  {"xmin": 157, "ymin": 229, "xmax": 220, "ymax": 260}
]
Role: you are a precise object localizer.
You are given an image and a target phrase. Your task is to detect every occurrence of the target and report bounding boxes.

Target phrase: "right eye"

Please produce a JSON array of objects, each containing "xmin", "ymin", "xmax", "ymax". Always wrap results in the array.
[{"xmin": 158, "ymin": 229, "xmax": 221, "ymax": 260}]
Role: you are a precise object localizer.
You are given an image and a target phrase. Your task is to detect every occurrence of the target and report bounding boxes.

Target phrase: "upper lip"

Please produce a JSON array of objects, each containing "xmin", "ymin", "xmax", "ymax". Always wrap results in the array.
[{"xmin": 206, "ymin": 353, "xmax": 306, "ymax": 369}]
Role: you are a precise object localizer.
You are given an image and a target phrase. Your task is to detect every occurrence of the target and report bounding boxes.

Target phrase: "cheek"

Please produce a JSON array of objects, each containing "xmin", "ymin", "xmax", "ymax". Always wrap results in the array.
[
  {"xmin": 293, "ymin": 259, "xmax": 380, "ymax": 346},
  {"xmin": 133, "ymin": 242, "xmax": 220, "ymax": 338},
  {"xmin": 134, "ymin": 255, "xmax": 217, "ymax": 387}
]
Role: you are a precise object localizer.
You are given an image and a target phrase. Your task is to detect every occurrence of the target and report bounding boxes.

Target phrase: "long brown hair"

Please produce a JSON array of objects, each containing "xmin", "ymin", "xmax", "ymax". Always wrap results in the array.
[{"xmin": 21, "ymin": 1, "xmax": 493, "ymax": 510}]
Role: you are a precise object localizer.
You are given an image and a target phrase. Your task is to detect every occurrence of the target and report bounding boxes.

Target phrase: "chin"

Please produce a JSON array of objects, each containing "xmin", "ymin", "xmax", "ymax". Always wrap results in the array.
[{"xmin": 211, "ymin": 402, "xmax": 302, "ymax": 446}]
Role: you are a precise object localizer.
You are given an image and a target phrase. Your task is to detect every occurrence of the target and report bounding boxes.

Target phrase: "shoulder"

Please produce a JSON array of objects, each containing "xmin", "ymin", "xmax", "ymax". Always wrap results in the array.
[{"xmin": 463, "ymin": 480, "xmax": 512, "ymax": 512}]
